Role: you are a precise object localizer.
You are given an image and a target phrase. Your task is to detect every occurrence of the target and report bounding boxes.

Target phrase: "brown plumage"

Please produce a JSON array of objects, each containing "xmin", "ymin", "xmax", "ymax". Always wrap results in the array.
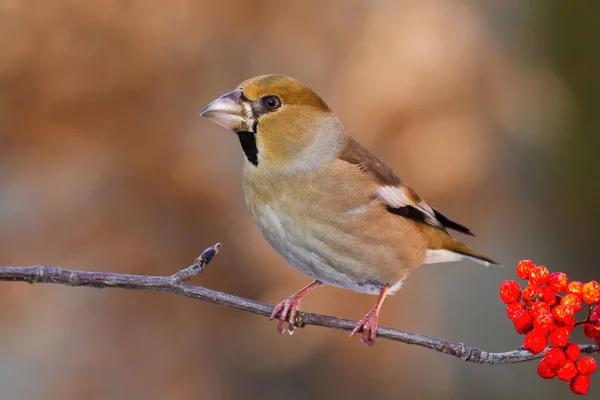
[{"xmin": 200, "ymin": 74, "xmax": 497, "ymax": 345}]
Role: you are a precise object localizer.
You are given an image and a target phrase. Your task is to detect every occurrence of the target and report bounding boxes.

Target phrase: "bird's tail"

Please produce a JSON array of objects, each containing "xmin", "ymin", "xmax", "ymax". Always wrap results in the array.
[{"xmin": 424, "ymin": 238, "xmax": 500, "ymax": 267}]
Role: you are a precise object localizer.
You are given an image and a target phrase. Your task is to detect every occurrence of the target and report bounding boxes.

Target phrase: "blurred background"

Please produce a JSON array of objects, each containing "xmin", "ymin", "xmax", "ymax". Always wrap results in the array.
[{"xmin": 0, "ymin": 0, "xmax": 598, "ymax": 398}]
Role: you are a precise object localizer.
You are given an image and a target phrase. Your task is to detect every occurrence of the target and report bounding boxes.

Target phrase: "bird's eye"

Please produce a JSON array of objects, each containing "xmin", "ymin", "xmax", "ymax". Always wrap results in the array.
[{"xmin": 262, "ymin": 96, "xmax": 282, "ymax": 110}]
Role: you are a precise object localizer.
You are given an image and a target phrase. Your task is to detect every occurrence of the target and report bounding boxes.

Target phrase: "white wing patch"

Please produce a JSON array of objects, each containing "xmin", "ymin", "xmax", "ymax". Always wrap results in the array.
[{"xmin": 378, "ymin": 185, "xmax": 443, "ymax": 229}]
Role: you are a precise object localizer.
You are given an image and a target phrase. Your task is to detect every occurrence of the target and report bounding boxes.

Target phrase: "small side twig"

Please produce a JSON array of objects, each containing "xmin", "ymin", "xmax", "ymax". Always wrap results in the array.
[
  {"xmin": 0, "ymin": 243, "xmax": 598, "ymax": 365},
  {"xmin": 171, "ymin": 243, "xmax": 222, "ymax": 283}
]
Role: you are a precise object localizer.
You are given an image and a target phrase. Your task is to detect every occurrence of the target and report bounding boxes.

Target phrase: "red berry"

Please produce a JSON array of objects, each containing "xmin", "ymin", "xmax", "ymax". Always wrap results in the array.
[
  {"xmin": 557, "ymin": 360, "xmax": 578, "ymax": 381},
  {"xmin": 570, "ymin": 374, "xmax": 591, "ymax": 395},
  {"xmin": 560, "ymin": 315, "xmax": 576, "ymax": 331},
  {"xmin": 544, "ymin": 347, "xmax": 567, "ymax": 369},
  {"xmin": 540, "ymin": 286, "xmax": 557, "ymax": 305},
  {"xmin": 534, "ymin": 312, "xmax": 555, "ymax": 332},
  {"xmin": 553, "ymin": 304, "xmax": 575, "ymax": 323},
  {"xmin": 548, "ymin": 272, "xmax": 568, "ymax": 293},
  {"xmin": 516, "ymin": 260, "xmax": 535, "ymax": 280},
  {"xmin": 591, "ymin": 305, "xmax": 600, "ymax": 321},
  {"xmin": 524, "ymin": 329, "xmax": 548, "ymax": 354},
  {"xmin": 582, "ymin": 308, "xmax": 600, "ymax": 338},
  {"xmin": 583, "ymin": 280, "xmax": 600, "ymax": 304},
  {"xmin": 577, "ymin": 356, "xmax": 597, "ymax": 375},
  {"xmin": 565, "ymin": 343, "xmax": 581, "ymax": 362},
  {"xmin": 506, "ymin": 302, "xmax": 525, "ymax": 319},
  {"xmin": 537, "ymin": 359, "xmax": 557, "ymax": 379},
  {"xmin": 530, "ymin": 302, "xmax": 551, "ymax": 319},
  {"xmin": 529, "ymin": 266, "xmax": 550, "ymax": 286},
  {"xmin": 511, "ymin": 310, "xmax": 534, "ymax": 334},
  {"xmin": 582, "ymin": 322, "xmax": 600, "ymax": 338},
  {"xmin": 500, "ymin": 280, "xmax": 521, "ymax": 304},
  {"xmin": 522, "ymin": 285, "xmax": 541, "ymax": 306},
  {"xmin": 596, "ymin": 337, "xmax": 600, "ymax": 347},
  {"xmin": 568, "ymin": 281, "xmax": 584, "ymax": 297},
  {"xmin": 561, "ymin": 293, "xmax": 583, "ymax": 313},
  {"xmin": 549, "ymin": 326, "xmax": 570, "ymax": 347}
]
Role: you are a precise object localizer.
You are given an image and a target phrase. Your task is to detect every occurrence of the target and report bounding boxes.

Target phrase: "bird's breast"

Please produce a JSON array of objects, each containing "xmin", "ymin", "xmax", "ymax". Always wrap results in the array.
[
  {"xmin": 243, "ymin": 179, "xmax": 329, "ymax": 279},
  {"xmin": 241, "ymin": 169, "xmax": 424, "ymax": 294}
]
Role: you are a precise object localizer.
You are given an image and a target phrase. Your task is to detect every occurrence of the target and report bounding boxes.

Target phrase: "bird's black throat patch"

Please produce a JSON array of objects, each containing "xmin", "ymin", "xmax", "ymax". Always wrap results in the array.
[{"xmin": 236, "ymin": 131, "xmax": 258, "ymax": 166}]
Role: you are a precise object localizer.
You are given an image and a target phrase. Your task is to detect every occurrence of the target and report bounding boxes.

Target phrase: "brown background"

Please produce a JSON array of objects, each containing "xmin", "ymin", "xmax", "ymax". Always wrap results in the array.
[{"xmin": 1, "ymin": 1, "xmax": 598, "ymax": 399}]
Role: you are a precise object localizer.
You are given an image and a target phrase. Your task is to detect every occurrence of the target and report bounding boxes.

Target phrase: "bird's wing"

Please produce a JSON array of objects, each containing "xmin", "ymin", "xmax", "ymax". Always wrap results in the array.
[{"xmin": 338, "ymin": 137, "xmax": 474, "ymax": 236}]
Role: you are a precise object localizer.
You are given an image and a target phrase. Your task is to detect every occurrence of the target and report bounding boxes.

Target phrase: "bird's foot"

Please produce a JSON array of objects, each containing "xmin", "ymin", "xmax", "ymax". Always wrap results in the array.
[
  {"xmin": 269, "ymin": 296, "xmax": 302, "ymax": 334},
  {"xmin": 350, "ymin": 309, "xmax": 380, "ymax": 346}
]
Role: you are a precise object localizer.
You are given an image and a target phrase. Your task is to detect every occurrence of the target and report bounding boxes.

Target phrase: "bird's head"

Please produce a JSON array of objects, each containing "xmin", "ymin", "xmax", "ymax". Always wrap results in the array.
[{"xmin": 201, "ymin": 75, "xmax": 344, "ymax": 172}]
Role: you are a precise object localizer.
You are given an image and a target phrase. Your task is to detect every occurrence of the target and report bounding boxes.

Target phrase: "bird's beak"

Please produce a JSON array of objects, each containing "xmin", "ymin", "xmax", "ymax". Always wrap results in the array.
[{"xmin": 200, "ymin": 89, "xmax": 254, "ymax": 132}]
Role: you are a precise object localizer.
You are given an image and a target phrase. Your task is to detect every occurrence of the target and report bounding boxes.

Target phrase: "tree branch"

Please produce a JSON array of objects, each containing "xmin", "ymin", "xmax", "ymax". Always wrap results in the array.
[{"xmin": 1, "ymin": 243, "xmax": 598, "ymax": 364}]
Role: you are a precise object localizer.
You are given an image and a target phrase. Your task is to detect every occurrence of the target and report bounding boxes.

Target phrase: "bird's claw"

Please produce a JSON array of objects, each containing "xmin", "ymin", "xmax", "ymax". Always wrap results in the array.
[
  {"xmin": 350, "ymin": 310, "xmax": 379, "ymax": 346},
  {"xmin": 269, "ymin": 296, "xmax": 301, "ymax": 334}
]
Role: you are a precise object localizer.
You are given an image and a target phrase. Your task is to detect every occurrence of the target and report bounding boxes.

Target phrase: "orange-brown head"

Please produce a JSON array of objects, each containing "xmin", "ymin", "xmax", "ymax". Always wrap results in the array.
[{"xmin": 201, "ymin": 75, "xmax": 344, "ymax": 172}]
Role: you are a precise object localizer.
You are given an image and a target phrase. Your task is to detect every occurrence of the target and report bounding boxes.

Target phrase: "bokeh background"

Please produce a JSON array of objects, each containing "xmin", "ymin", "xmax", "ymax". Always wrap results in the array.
[{"xmin": 1, "ymin": 1, "xmax": 598, "ymax": 399}]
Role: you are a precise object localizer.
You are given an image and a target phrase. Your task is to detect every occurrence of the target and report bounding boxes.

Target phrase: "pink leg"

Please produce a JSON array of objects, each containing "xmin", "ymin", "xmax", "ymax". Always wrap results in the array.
[
  {"xmin": 350, "ymin": 287, "xmax": 390, "ymax": 346},
  {"xmin": 269, "ymin": 280, "xmax": 323, "ymax": 334}
]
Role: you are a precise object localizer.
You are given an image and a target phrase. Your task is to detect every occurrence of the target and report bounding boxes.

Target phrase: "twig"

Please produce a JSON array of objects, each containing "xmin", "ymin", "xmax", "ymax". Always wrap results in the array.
[{"xmin": 0, "ymin": 243, "xmax": 598, "ymax": 364}]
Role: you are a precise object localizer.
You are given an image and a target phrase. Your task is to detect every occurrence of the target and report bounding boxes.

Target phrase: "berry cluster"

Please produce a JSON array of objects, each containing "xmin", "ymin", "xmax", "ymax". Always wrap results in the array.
[{"xmin": 500, "ymin": 260, "xmax": 599, "ymax": 395}]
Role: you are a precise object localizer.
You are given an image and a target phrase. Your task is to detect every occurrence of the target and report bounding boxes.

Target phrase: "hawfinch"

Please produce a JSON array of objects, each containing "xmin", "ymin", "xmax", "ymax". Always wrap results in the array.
[{"xmin": 201, "ymin": 75, "xmax": 497, "ymax": 345}]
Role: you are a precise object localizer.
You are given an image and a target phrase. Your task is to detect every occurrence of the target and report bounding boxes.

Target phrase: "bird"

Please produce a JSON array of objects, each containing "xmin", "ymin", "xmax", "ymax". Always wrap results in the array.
[{"xmin": 200, "ymin": 74, "xmax": 497, "ymax": 345}]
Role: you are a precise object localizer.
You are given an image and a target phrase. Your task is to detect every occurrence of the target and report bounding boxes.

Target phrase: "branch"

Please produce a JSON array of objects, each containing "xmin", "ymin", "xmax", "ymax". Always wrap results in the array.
[{"xmin": 1, "ymin": 243, "xmax": 598, "ymax": 364}]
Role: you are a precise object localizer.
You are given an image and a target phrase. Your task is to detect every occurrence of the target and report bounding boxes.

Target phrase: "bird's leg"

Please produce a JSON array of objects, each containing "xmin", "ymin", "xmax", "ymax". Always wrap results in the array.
[
  {"xmin": 350, "ymin": 286, "xmax": 390, "ymax": 346},
  {"xmin": 269, "ymin": 280, "xmax": 323, "ymax": 334}
]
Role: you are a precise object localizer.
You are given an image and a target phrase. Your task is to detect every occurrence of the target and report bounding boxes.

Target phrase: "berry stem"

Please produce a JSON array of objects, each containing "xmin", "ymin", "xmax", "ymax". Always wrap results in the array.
[{"xmin": 574, "ymin": 304, "xmax": 595, "ymax": 327}]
